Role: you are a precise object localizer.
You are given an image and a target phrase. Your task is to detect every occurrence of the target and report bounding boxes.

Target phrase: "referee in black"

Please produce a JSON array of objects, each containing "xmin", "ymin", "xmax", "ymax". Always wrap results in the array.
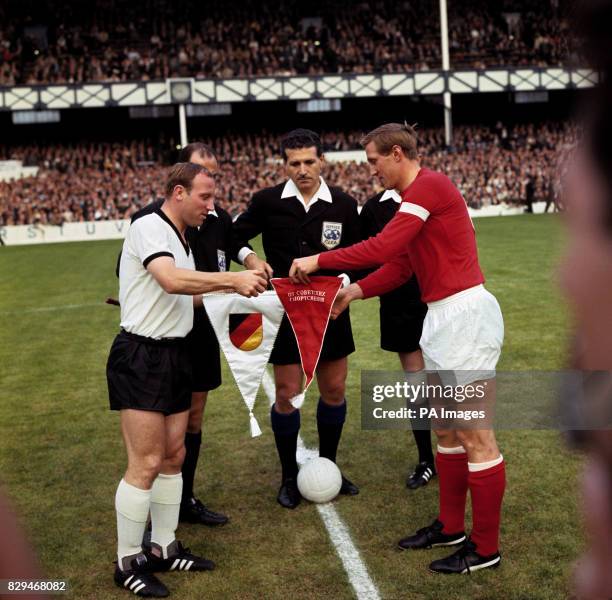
[
  {"xmin": 126, "ymin": 143, "xmax": 232, "ymax": 526},
  {"xmin": 232, "ymin": 128, "xmax": 361, "ymax": 508},
  {"xmin": 108, "ymin": 163, "xmax": 266, "ymax": 597},
  {"xmin": 358, "ymin": 188, "xmax": 434, "ymax": 488}
]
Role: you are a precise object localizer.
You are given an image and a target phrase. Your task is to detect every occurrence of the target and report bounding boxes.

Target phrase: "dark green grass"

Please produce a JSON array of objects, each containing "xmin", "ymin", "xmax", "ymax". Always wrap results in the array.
[{"xmin": 0, "ymin": 214, "xmax": 580, "ymax": 599}]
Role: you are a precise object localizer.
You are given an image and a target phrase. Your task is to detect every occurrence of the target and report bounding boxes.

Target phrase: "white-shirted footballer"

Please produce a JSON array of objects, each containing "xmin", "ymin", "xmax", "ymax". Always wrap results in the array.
[
  {"xmin": 119, "ymin": 209, "xmax": 195, "ymax": 340},
  {"xmin": 109, "ymin": 163, "xmax": 268, "ymax": 598}
]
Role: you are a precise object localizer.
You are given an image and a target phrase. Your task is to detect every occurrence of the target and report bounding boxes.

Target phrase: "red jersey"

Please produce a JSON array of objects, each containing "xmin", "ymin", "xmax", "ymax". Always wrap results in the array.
[{"xmin": 317, "ymin": 167, "xmax": 484, "ymax": 303}]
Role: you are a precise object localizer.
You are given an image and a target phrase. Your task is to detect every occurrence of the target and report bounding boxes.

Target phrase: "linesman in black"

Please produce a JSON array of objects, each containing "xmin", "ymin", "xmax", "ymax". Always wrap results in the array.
[
  {"xmin": 338, "ymin": 188, "xmax": 434, "ymax": 488},
  {"xmin": 232, "ymin": 129, "xmax": 361, "ymax": 508},
  {"xmin": 126, "ymin": 143, "xmax": 231, "ymax": 526}
]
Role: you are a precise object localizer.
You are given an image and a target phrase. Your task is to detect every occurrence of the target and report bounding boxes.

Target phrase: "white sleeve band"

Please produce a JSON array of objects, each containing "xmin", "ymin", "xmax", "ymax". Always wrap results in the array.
[
  {"xmin": 399, "ymin": 202, "xmax": 430, "ymax": 221},
  {"xmin": 338, "ymin": 273, "xmax": 350, "ymax": 288},
  {"xmin": 238, "ymin": 247, "xmax": 255, "ymax": 265}
]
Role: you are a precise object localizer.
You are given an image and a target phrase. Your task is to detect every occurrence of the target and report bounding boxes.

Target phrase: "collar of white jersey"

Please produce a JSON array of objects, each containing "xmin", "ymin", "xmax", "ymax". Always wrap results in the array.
[
  {"xmin": 379, "ymin": 189, "xmax": 402, "ymax": 203},
  {"xmin": 281, "ymin": 177, "xmax": 333, "ymax": 205}
]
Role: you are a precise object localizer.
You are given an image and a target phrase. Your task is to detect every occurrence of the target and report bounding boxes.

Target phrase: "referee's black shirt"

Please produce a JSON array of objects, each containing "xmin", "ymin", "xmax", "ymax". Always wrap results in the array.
[
  {"xmin": 231, "ymin": 182, "xmax": 360, "ymax": 278},
  {"xmin": 360, "ymin": 191, "xmax": 423, "ymax": 308}
]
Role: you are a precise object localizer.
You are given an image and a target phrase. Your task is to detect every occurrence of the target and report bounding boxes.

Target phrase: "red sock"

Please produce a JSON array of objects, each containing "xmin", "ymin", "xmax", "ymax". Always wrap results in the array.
[
  {"xmin": 469, "ymin": 461, "xmax": 506, "ymax": 556},
  {"xmin": 436, "ymin": 451, "xmax": 468, "ymax": 534}
]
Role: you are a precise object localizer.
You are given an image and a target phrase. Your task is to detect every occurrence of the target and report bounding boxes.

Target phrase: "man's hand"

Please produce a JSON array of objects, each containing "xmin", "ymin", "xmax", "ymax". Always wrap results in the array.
[
  {"xmin": 244, "ymin": 253, "xmax": 273, "ymax": 280},
  {"xmin": 232, "ymin": 270, "xmax": 268, "ymax": 297},
  {"xmin": 331, "ymin": 283, "xmax": 364, "ymax": 319},
  {"xmin": 289, "ymin": 254, "xmax": 320, "ymax": 284}
]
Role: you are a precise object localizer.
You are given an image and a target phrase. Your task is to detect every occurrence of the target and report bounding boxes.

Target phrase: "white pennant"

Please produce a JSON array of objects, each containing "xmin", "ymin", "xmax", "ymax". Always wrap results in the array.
[{"xmin": 203, "ymin": 291, "xmax": 284, "ymax": 437}]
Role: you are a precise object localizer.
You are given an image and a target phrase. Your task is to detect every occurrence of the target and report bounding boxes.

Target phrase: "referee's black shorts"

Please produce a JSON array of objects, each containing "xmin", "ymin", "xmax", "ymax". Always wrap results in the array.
[
  {"xmin": 270, "ymin": 308, "xmax": 355, "ymax": 365},
  {"xmin": 188, "ymin": 307, "xmax": 222, "ymax": 393},
  {"xmin": 106, "ymin": 330, "xmax": 192, "ymax": 415},
  {"xmin": 380, "ymin": 302, "xmax": 427, "ymax": 353},
  {"xmin": 379, "ymin": 275, "xmax": 427, "ymax": 353}
]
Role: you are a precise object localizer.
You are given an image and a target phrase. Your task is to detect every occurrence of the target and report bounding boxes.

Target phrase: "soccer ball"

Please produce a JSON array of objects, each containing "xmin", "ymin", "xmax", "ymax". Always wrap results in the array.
[{"xmin": 297, "ymin": 457, "xmax": 342, "ymax": 503}]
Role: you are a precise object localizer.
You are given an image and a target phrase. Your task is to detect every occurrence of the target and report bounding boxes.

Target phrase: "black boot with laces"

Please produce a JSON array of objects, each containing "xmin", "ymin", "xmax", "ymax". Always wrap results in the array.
[
  {"xmin": 114, "ymin": 552, "xmax": 169, "ymax": 597},
  {"xmin": 398, "ymin": 519, "xmax": 466, "ymax": 550},
  {"xmin": 429, "ymin": 538, "xmax": 501, "ymax": 574},
  {"xmin": 406, "ymin": 461, "xmax": 436, "ymax": 489}
]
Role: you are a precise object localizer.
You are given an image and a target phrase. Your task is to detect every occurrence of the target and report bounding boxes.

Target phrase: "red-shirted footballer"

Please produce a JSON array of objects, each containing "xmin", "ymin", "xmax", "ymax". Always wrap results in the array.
[{"xmin": 290, "ymin": 123, "xmax": 505, "ymax": 575}]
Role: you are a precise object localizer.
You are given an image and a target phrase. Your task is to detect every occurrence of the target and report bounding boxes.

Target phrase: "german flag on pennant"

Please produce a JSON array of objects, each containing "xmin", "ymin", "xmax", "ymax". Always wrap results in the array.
[
  {"xmin": 229, "ymin": 313, "xmax": 263, "ymax": 351},
  {"xmin": 203, "ymin": 291, "xmax": 285, "ymax": 438}
]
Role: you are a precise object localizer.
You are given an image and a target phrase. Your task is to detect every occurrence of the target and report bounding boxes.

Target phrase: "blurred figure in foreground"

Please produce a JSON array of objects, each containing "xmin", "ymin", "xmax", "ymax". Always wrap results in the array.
[
  {"xmin": 0, "ymin": 488, "xmax": 50, "ymax": 600},
  {"xmin": 559, "ymin": 1, "xmax": 612, "ymax": 598}
]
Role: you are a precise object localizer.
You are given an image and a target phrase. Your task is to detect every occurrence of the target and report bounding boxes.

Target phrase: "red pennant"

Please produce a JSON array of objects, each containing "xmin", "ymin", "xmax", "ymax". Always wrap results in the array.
[{"xmin": 271, "ymin": 276, "xmax": 343, "ymax": 390}]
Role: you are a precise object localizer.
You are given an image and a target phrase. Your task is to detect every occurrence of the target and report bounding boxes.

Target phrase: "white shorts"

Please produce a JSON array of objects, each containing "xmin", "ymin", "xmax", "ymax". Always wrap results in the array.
[{"xmin": 420, "ymin": 284, "xmax": 504, "ymax": 386}]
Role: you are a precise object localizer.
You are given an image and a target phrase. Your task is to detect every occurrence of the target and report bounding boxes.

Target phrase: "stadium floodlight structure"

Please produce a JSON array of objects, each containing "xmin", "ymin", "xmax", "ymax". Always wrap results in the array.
[
  {"xmin": 167, "ymin": 79, "xmax": 194, "ymax": 147},
  {"xmin": 440, "ymin": 0, "xmax": 453, "ymax": 146}
]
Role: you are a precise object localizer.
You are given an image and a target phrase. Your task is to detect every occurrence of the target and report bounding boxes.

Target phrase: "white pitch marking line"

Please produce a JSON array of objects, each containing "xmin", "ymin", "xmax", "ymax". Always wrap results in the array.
[
  {"xmin": 261, "ymin": 371, "xmax": 381, "ymax": 600},
  {"xmin": 0, "ymin": 302, "xmax": 102, "ymax": 315}
]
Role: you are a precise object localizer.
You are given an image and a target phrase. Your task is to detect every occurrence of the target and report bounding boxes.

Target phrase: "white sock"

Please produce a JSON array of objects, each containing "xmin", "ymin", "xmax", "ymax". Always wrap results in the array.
[
  {"xmin": 115, "ymin": 479, "xmax": 152, "ymax": 570},
  {"xmin": 437, "ymin": 445, "xmax": 466, "ymax": 454},
  {"xmin": 468, "ymin": 454, "xmax": 504, "ymax": 472},
  {"xmin": 150, "ymin": 473, "xmax": 183, "ymax": 558}
]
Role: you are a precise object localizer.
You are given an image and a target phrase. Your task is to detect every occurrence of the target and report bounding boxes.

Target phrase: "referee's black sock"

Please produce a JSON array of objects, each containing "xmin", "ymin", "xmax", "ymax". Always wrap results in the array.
[
  {"xmin": 410, "ymin": 411, "xmax": 434, "ymax": 465},
  {"xmin": 271, "ymin": 405, "xmax": 300, "ymax": 481},
  {"xmin": 181, "ymin": 431, "xmax": 202, "ymax": 503},
  {"xmin": 404, "ymin": 370, "xmax": 434, "ymax": 466},
  {"xmin": 317, "ymin": 398, "xmax": 346, "ymax": 464}
]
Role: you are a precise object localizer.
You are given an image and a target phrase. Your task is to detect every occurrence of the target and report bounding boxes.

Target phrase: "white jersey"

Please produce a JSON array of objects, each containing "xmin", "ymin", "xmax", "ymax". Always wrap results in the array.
[{"xmin": 119, "ymin": 209, "xmax": 195, "ymax": 339}]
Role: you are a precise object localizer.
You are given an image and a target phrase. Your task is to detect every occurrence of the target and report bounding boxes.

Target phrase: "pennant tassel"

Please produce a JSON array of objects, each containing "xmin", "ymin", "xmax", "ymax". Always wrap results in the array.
[
  {"xmin": 290, "ymin": 392, "xmax": 305, "ymax": 409},
  {"xmin": 249, "ymin": 411, "xmax": 262, "ymax": 438}
]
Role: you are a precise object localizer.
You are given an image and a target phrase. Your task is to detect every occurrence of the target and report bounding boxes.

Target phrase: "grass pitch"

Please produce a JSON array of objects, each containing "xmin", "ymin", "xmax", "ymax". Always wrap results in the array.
[{"xmin": 0, "ymin": 214, "xmax": 580, "ymax": 599}]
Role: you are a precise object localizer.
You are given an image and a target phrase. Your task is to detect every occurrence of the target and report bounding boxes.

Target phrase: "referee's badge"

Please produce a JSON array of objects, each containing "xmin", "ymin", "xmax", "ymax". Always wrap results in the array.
[
  {"xmin": 321, "ymin": 221, "xmax": 342, "ymax": 250},
  {"xmin": 217, "ymin": 249, "xmax": 227, "ymax": 271},
  {"xmin": 229, "ymin": 313, "xmax": 263, "ymax": 351}
]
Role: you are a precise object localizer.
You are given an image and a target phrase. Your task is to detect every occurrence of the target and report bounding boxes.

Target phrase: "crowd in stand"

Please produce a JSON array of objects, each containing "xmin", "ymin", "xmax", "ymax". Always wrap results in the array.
[
  {"xmin": 0, "ymin": 0, "xmax": 575, "ymax": 86},
  {"xmin": 0, "ymin": 122, "xmax": 575, "ymax": 226}
]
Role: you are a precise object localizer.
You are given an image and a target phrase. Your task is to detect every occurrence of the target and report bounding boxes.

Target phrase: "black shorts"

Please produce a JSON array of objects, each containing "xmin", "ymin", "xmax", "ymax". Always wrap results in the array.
[
  {"xmin": 380, "ymin": 302, "xmax": 428, "ymax": 354},
  {"xmin": 107, "ymin": 330, "xmax": 192, "ymax": 415},
  {"xmin": 188, "ymin": 307, "xmax": 222, "ymax": 392},
  {"xmin": 270, "ymin": 309, "xmax": 355, "ymax": 365}
]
